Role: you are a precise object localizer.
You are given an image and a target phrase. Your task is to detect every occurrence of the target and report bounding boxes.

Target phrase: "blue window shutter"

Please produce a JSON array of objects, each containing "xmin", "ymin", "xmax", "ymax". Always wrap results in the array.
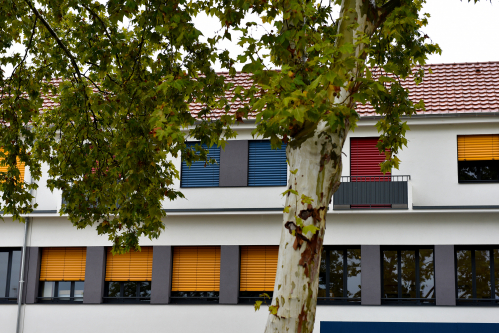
[
  {"xmin": 181, "ymin": 143, "xmax": 220, "ymax": 187},
  {"xmin": 248, "ymin": 140, "xmax": 287, "ymax": 186}
]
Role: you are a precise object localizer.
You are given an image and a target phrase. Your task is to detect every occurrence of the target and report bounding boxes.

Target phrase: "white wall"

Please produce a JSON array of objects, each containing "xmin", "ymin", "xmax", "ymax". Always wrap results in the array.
[{"xmin": 15, "ymin": 304, "xmax": 499, "ymax": 333}]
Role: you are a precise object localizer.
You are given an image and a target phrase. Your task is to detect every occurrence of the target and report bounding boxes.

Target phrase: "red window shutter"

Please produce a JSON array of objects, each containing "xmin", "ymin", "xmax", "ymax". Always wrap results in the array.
[{"xmin": 350, "ymin": 137, "xmax": 391, "ymax": 181}]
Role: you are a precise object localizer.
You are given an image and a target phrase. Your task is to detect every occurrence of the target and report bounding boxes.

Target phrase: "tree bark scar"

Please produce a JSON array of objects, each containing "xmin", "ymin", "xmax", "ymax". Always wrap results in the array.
[
  {"xmin": 287, "ymin": 185, "xmax": 292, "ymax": 197},
  {"xmin": 297, "ymin": 303, "xmax": 307, "ymax": 333},
  {"xmin": 298, "ymin": 232, "xmax": 319, "ymax": 277},
  {"xmin": 298, "ymin": 205, "xmax": 326, "ymax": 223}
]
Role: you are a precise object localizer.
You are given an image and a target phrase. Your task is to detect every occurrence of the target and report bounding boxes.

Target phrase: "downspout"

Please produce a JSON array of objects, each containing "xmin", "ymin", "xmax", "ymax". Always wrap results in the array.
[{"xmin": 16, "ymin": 216, "xmax": 29, "ymax": 333}]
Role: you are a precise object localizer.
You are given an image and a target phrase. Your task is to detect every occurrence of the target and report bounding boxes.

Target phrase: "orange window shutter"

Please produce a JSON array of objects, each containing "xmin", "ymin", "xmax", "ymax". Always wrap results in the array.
[
  {"xmin": 105, "ymin": 247, "xmax": 153, "ymax": 281},
  {"xmin": 171, "ymin": 246, "xmax": 220, "ymax": 292},
  {"xmin": 39, "ymin": 247, "xmax": 86, "ymax": 281},
  {"xmin": 0, "ymin": 149, "xmax": 26, "ymax": 182},
  {"xmin": 458, "ymin": 134, "xmax": 499, "ymax": 161},
  {"xmin": 240, "ymin": 246, "xmax": 278, "ymax": 292}
]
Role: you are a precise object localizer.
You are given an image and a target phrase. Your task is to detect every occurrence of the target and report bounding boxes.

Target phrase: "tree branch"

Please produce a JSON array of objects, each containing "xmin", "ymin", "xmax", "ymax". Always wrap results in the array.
[
  {"xmin": 378, "ymin": 0, "xmax": 402, "ymax": 25},
  {"xmin": 23, "ymin": 0, "xmax": 82, "ymax": 81}
]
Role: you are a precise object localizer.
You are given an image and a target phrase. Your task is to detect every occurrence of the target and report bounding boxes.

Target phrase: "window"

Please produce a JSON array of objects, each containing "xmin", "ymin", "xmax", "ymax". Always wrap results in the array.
[
  {"xmin": 171, "ymin": 246, "xmax": 220, "ymax": 304},
  {"xmin": 318, "ymin": 247, "xmax": 361, "ymax": 304},
  {"xmin": 456, "ymin": 247, "xmax": 499, "ymax": 305},
  {"xmin": 239, "ymin": 246, "xmax": 278, "ymax": 304},
  {"xmin": 180, "ymin": 143, "xmax": 221, "ymax": 188},
  {"xmin": 382, "ymin": 247, "xmax": 435, "ymax": 305},
  {"xmin": 350, "ymin": 137, "xmax": 390, "ymax": 181},
  {"xmin": 248, "ymin": 140, "xmax": 287, "ymax": 186},
  {"xmin": 0, "ymin": 248, "xmax": 21, "ymax": 303},
  {"xmin": 38, "ymin": 247, "xmax": 86, "ymax": 303},
  {"xmin": 0, "ymin": 150, "xmax": 26, "ymax": 182},
  {"xmin": 104, "ymin": 247, "xmax": 152, "ymax": 303},
  {"xmin": 458, "ymin": 135, "xmax": 499, "ymax": 183}
]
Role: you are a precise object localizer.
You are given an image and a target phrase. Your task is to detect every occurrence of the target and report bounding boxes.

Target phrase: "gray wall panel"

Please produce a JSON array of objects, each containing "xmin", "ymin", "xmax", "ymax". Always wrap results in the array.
[
  {"xmin": 83, "ymin": 247, "xmax": 106, "ymax": 304},
  {"xmin": 219, "ymin": 245, "xmax": 240, "ymax": 304},
  {"xmin": 361, "ymin": 245, "xmax": 381, "ymax": 305},
  {"xmin": 219, "ymin": 141, "xmax": 248, "ymax": 187},
  {"xmin": 435, "ymin": 245, "xmax": 456, "ymax": 306},
  {"xmin": 151, "ymin": 246, "xmax": 172, "ymax": 304},
  {"xmin": 24, "ymin": 247, "xmax": 41, "ymax": 304}
]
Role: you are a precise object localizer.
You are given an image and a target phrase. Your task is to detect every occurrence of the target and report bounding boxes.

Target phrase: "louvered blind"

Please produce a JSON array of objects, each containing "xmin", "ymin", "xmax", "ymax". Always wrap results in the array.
[
  {"xmin": 350, "ymin": 137, "xmax": 390, "ymax": 179},
  {"xmin": 40, "ymin": 247, "xmax": 86, "ymax": 281},
  {"xmin": 171, "ymin": 246, "xmax": 220, "ymax": 292},
  {"xmin": 248, "ymin": 140, "xmax": 287, "ymax": 186},
  {"xmin": 105, "ymin": 247, "xmax": 153, "ymax": 281},
  {"xmin": 240, "ymin": 246, "xmax": 278, "ymax": 291},
  {"xmin": 0, "ymin": 150, "xmax": 25, "ymax": 182},
  {"xmin": 181, "ymin": 143, "xmax": 220, "ymax": 187},
  {"xmin": 458, "ymin": 135, "xmax": 499, "ymax": 161}
]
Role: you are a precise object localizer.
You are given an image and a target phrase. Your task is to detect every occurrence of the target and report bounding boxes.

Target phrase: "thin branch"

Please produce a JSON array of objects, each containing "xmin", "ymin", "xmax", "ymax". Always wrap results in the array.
[
  {"xmin": 23, "ymin": 0, "xmax": 82, "ymax": 81},
  {"xmin": 9, "ymin": 16, "xmax": 38, "ymax": 82}
]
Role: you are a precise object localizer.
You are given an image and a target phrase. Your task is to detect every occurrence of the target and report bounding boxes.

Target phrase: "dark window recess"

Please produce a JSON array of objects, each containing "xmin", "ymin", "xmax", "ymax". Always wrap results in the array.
[
  {"xmin": 0, "ymin": 249, "xmax": 21, "ymax": 303},
  {"xmin": 103, "ymin": 281, "xmax": 151, "ymax": 303},
  {"xmin": 238, "ymin": 291, "xmax": 274, "ymax": 304},
  {"xmin": 382, "ymin": 247, "xmax": 435, "ymax": 305},
  {"xmin": 458, "ymin": 161, "xmax": 499, "ymax": 183},
  {"xmin": 456, "ymin": 247, "xmax": 499, "ymax": 305},
  {"xmin": 180, "ymin": 143, "xmax": 221, "ymax": 188},
  {"xmin": 38, "ymin": 281, "xmax": 84, "ymax": 303},
  {"xmin": 248, "ymin": 140, "xmax": 287, "ymax": 186},
  {"xmin": 318, "ymin": 247, "xmax": 361, "ymax": 305},
  {"xmin": 170, "ymin": 291, "xmax": 219, "ymax": 304}
]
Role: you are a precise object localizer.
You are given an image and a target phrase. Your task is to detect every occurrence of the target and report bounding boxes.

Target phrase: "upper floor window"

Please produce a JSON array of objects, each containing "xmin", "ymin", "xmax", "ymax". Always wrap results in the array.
[
  {"xmin": 458, "ymin": 135, "xmax": 499, "ymax": 183},
  {"xmin": 239, "ymin": 246, "xmax": 278, "ymax": 304},
  {"xmin": 104, "ymin": 247, "xmax": 152, "ymax": 304},
  {"xmin": 180, "ymin": 143, "xmax": 221, "ymax": 188},
  {"xmin": 0, "ymin": 248, "xmax": 21, "ymax": 303},
  {"xmin": 248, "ymin": 141, "xmax": 287, "ymax": 186},
  {"xmin": 456, "ymin": 247, "xmax": 499, "ymax": 305},
  {"xmin": 318, "ymin": 246, "xmax": 361, "ymax": 304},
  {"xmin": 382, "ymin": 246, "xmax": 435, "ymax": 305},
  {"xmin": 39, "ymin": 247, "xmax": 86, "ymax": 303},
  {"xmin": 171, "ymin": 246, "xmax": 220, "ymax": 304}
]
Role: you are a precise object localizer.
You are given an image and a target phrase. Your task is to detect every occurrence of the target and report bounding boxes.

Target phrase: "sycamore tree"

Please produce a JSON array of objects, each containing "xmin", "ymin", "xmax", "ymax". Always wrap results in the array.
[{"xmin": 0, "ymin": 0, "xmax": 489, "ymax": 332}]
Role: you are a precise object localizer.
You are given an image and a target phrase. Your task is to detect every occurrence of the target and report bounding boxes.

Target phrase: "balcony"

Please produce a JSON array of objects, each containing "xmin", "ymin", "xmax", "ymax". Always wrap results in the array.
[{"xmin": 333, "ymin": 175, "xmax": 411, "ymax": 210}]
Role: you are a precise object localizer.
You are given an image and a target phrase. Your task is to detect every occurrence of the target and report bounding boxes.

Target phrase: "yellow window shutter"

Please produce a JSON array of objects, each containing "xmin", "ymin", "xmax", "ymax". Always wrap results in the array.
[
  {"xmin": 39, "ymin": 247, "xmax": 86, "ymax": 281},
  {"xmin": 171, "ymin": 246, "xmax": 220, "ymax": 292},
  {"xmin": 458, "ymin": 135, "xmax": 499, "ymax": 161},
  {"xmin": 0, "ymin": 149, "xmax": 26, "ymax": 182},
  {"xmin": 105, "ymin": 247, "xmax": 153, "ymax": 281},
  {"xmin": 240, "ymin": 246, "xmax": 278, "ymax": 291}
]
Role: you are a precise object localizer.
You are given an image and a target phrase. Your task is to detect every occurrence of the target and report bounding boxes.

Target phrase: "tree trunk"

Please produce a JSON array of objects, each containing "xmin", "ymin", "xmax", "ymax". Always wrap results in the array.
[{"xmin": 263, "ymin": 0, "xmax": 381, "ymax": 332}]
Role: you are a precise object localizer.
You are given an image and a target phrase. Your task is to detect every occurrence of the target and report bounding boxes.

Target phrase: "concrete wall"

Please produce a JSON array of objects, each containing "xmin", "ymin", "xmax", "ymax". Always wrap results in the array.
[{"xmin": 15, "ymin": 304, "xmax": 499, "ymax": 333}]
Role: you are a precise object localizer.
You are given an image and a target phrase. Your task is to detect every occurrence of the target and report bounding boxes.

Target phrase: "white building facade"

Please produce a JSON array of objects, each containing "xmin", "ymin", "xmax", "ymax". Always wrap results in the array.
[{"xmin": 1, "ymin": 62, "xmax": 499, "ymax": 333}]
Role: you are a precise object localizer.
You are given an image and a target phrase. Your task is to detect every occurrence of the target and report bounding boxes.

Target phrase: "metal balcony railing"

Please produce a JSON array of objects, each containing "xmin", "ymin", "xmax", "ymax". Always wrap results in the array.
[{"xmin": 333, "ymin": 175, "xmax": 410, "ymax": 210}]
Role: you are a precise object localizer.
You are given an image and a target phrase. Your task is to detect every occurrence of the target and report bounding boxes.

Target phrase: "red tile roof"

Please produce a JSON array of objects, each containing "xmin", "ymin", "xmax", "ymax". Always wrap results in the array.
[{"xmin": 42, "ymin": 61, "xmax": 499, "ymax": 117}]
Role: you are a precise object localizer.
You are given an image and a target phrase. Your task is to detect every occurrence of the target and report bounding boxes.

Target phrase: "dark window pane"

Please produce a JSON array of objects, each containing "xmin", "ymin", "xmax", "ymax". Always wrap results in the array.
[
  {"xmin": 475, "ymin": 250, "xmax": 491, "ymax": 299},
  {"xmin": 318, "ymin": 248, "xmax": 327, "ymax": 297},
  {"xmin": 458, "ymin": 163, "xmax": 479, "ymax": 181},
  {"xmin": 107, "ymin": 281, "xmax": 121, "ymax": 297},
  {"xmin": 383, "ymin": 251, "xmax": 398, "ymax": 298},
  {"xmin": 419, "ymin": 249, "xmax": 435, "ymax": 299},
  {"xmin": 8, "ymin": 251, "xmax": 21, "ymax": 298},
  {"xmin": 457, "ymin": 250, "xmax": 472, "ymax": 299},
  {"xmin": 346, "ymin": 249, "xmax": 361, "ymax": 298},
  {"xmin": 123, "ymin": 281, "xmax": 136, "ymax": 297},
  {"xmin": 400, "ymin": 251, "xmax": 416, "ymax": 298},
  {"xmin": 481, "ymin": 164, "xmax": 499, "ymax": 181},
  {"xmin": 495, "ymin": 250, "xmax": 499, "ymax": 299},
  {"xmin": 40, "ymin": 281, "xmax": 55, "ymax": 299},
  {"xmin": 139, "ymin": 282, "xmax": 151, "ymax": 298},
  {"xmin": 58, "ymin": 281, "xmax": 71, "ymax": 300},
  {"xmin": 329, "ymin": 250, "xmax": 344, "ymax": 298},
  {"xmin": 0, "ymin": 252, "xmax": 8, "ymax": 298},
  {"xmin": 74, "ymin": 282, "xmax": 84, "ymax": 301}
]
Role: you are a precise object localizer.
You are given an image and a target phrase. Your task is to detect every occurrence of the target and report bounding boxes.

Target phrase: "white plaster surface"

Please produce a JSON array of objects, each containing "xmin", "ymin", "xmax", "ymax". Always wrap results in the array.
[{"xmin": 11, "ymin": 304, "xmax": 499, "ymax": 333}]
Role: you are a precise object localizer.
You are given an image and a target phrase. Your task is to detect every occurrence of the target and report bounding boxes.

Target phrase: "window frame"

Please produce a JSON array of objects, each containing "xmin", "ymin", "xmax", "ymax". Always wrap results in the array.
[
  {"xmin": 103, "ymin": 281, "xmax": 151, "ymax": 304},
  {"xmin": 0, "ymin": 248, "xmax": 21, "ymax": 304},
  {"xmin": 317, "ymin": 245, "xmax": 362, "ymax": 305},
  {"xmin": 381, "ymin": 245, "xmax": 436, "ymax": 306},
  {"xmin": 455, "ymin": 245, "xmax": 499, "ymax": 306},
  {"xmin": 37, "ymin": 281, "xmax": 85, "ymax": 304}
]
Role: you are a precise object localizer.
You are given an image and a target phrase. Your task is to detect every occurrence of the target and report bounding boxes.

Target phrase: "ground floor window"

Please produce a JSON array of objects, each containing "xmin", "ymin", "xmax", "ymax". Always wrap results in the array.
[
  {"xmin": 39, "ymin": 281, "xmax": 84, "ymax": 303},
  {"xmin": 104, "ymin": 281, "xmax": 151, "ymax": 303},
  {"xmin": 456, "ymin": 247, "xmax": 499, "ymax": 305},
  {"xmin": 382, "ymin": 246, "xmax": 435, "ymax": 305},
  {"xmin": 318, "ymin": 247, "xmax": 361, "ymax": 304},
  {"xmin": 0, "ymin": 248, "xmax": 21, "ymax": 303}
]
